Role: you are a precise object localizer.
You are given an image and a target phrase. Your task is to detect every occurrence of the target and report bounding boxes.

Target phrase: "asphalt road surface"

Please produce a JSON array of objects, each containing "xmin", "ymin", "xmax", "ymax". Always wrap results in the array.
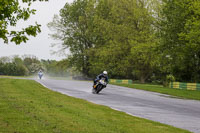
[{"xmin": 36, "ymin": 79, "xmax": 200, "ymax": 133}]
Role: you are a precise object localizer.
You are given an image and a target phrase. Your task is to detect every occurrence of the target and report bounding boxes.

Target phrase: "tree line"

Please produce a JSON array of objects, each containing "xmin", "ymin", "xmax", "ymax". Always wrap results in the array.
[
  {"xmin": 1, "ymin": 0, "xmax": 199, "ymax": 84},
  {"xmin": 47, "ymin": 0, "xmax": 200, "ymax": 84},
  {"xmin": 0, "ymin": 55, "xmax": 70, "ymax": 77}
]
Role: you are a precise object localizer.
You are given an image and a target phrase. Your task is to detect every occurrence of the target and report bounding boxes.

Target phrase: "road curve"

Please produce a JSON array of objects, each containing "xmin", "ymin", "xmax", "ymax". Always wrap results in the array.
[{"xmin": 36, "ymin": 79, "xmax": 200, "ymax": 133}]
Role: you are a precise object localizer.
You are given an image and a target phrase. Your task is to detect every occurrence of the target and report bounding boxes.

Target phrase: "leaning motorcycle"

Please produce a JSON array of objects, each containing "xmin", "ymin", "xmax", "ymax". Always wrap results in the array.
[{"xmin": 92, "ymin": 78, "xmax": 107, "ymax": 94}]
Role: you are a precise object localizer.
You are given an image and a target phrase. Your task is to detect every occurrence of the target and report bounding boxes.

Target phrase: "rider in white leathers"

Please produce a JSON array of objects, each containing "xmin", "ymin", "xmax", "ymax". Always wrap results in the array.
[{"xmin": 38, "ymin": 70, "xmax": 43, "ymax": 79}]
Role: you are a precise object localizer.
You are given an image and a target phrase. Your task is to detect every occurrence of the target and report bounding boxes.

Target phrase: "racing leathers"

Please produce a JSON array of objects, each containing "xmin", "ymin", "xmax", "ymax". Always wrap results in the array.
[{"xmin": 93, "ymin": 73, "xmax": 109, "ymax": 88}]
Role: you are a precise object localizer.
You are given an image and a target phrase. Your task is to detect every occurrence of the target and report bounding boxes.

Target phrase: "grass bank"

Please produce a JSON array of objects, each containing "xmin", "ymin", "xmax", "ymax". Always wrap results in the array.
[
  {"xmin": 0, "ymin": 78, "xmax": 191, "ymax": 133},
  {"xmin": 111, "ymin": 83, "xmax": 200, "ymax": 101},
  {"xmin": 0, "ymin": 75, "xmax": 72, "ymax": 80}
]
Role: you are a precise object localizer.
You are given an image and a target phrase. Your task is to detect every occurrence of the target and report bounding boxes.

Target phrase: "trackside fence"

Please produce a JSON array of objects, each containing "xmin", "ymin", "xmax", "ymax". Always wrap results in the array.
[
  {"xmin": 109, "ymin": 80, "xmax": 200, "ymax": 91},
  {"xmin": 169, "ymin": 82, "xmax": 200, "ymax": 91},
  {"xmin": 110, "ymin": 79, "xmax": 132, "ymax": 84}
]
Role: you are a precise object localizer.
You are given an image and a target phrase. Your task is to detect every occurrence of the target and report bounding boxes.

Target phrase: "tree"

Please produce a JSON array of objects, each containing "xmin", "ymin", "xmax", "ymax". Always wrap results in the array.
[
  {"xmin": 160, "ymin": 0, "xmax": 200, "ymax": 82},
  {"xmin": 13, "ymin": 56, "xmax": 23, "ymax": 65},
  {"xmin": 48, "ymin": 0, "xmax": 96, "ymax": 77},
  {"xmin": 88, "ymin": 0, "xmax": 160, "ymax": 82},
  {"xmin": 48, "ymin": 0, "xmax": 161, "ymax": 82},
  {"xmin": 23, "ymin": 55, "xmax": 42, "ymax": 73},
  {"xmin": 0, "ymin": 0, "xmax": 48, "ymax": 44}
]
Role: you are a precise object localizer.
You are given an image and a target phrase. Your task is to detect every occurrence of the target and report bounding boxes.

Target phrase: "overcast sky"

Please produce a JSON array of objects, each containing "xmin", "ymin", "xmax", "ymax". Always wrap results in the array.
[{"xmin": 0, "ymin": 0, "xmax": 74, "ymax": 61}]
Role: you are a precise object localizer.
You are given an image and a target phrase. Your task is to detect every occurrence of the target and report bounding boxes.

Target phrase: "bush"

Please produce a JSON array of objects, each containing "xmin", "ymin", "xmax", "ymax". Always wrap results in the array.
[
  {"xmin": 166, "ymin": 74, "xmax": 175, "ymax": 82},
  {"xmin": 163, "ymin": 74, "xmax": 175, "ymax": 87},
  {"xmin": 15, "ymin": 65, "xmax": 29, "ymax": 76}
]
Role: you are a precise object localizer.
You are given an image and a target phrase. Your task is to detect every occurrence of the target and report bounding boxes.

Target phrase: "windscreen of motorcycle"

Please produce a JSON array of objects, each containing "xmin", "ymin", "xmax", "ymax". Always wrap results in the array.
[{"xmin": 100, "ymin": 78, "xmax": 106, "ymax": 85}]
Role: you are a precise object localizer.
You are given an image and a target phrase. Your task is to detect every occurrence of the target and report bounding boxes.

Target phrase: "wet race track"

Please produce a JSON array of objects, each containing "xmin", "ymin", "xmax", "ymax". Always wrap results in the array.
[{"xmin": 36, "ymin": 79, "xmax": 200, "ymax": 133}]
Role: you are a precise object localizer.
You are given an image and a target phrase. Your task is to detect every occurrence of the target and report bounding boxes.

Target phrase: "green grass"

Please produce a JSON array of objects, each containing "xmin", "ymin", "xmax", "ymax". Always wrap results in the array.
[
  {"xmin": 0, "ymin": 75, "xmax": 35, "ymax": 78},
  {"xmin": 0, "ymin": 75, "xmax": 72, "ymax": 80},
  {"xmin": 0, "ymin": 78, "xmax": 191, "ymax": 133},
  {"xmin": 111, "ymin": 83, "xmax": 200, "ymax": 101}
]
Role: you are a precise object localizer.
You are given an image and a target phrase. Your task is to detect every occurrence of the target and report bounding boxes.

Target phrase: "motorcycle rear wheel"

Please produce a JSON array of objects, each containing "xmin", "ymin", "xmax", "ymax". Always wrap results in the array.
[{"xmin": 96, "ymin": 85, "xmax": 102, "ymax": 94}]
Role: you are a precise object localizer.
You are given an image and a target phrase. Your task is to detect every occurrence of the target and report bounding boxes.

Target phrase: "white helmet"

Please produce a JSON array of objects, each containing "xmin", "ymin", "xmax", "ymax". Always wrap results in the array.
[{"xmin": 103, "ymin": 71, "xmax": 107, "ymax": 75}]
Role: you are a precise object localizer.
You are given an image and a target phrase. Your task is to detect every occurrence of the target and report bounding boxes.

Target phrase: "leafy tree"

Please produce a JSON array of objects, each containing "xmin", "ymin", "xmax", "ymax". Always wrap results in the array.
[
  {"xmin": 160, "ymin": 0, "xmax": 200, "ymax": 82},
  {"xmin": 0, "ymin": 0, "xmax": 48, "ymax": 44},
  {"xmin": 48, "ymin": 0, "xmax": 96, "ymax": 77},
  {"xmin": 88, "ymin": 0, "xmax": 160, "ymax": 82},
  {"xmin": 0, "ymin": 56, "xmax": 29, "ymax": 76},
  {"xmin": 13, "ymin": 56, "xmax": 23, "ymax": 65},
  {"xmin": 13, "ymin": 56, "xmax": 29, "ymax": 75},
  {"xmin": 48, "ymin": 0, "xmax": 161, "ymax": 83},
  {"xmin": 0, "ymin": 56, "xmax": 11, "ymax": 63},
  {"xmin": 0, "ymin": 62, "xmax": 4, "ymax": 75},
  {"xmin": 0, "ymin": 62, "xmax": 24, "ymax": 76},
  {"xmin": 0, "ymin": 55, "xmax": 71, "ymax": 76},
  {"xmin": 23, "ymin": 55, "xmax": 42, "ymax": 73}
]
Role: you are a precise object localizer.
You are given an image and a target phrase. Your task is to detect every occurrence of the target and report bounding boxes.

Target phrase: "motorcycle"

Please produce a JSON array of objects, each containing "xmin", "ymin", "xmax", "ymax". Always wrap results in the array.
[
  {"xmin": 92, "ymin": 78, "xmax": 107, "ymax": 94},
  {"xmin": 38, "ymin": 72, "xmax": 43, "ymax": 79}
]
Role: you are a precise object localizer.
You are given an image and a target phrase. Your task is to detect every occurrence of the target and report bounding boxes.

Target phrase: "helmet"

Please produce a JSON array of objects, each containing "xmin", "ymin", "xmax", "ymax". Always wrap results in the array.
[{"xmin": 103, "ymin": 71, "xmax": 107, "ymax": 75}]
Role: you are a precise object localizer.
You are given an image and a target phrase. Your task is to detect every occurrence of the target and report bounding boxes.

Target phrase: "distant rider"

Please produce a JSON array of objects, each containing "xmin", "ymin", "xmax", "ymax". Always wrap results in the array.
[
  {"xmin": 93, "ymin": 71, "xmax": 109, "ymax": 88},
  {"xmin": 38, "ymin": 70, "xmax": 43, "ymax": 79}
]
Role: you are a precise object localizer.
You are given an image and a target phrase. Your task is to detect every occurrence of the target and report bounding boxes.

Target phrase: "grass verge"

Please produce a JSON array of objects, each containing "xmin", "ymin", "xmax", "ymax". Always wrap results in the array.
[
  {"xmin": 0, "ymin": 78, "xmax": 191, "ymax": 133},
  {"xmin": 110, "ymin": 83, "xmax": 200, "ymax": 101},
  {"xmin": 0, "ymin": 75, "xmax": 72, "ymax": 80}
]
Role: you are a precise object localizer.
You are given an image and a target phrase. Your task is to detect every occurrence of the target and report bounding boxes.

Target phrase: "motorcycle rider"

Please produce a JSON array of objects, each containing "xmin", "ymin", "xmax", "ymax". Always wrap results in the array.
[
  {"xmin": 38, "ymin": 70, "xmax": 43, "ymax": 79},
  {"xmin": 93, "ymin": 71, "xmax": 109, "ymax": 89}
]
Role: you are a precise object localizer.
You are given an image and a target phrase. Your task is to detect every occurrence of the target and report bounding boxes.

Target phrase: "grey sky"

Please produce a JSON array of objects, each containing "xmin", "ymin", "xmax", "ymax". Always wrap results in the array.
[{"xmin": 0, "ymin": 0, "xmax": 73, "ymax": 61}]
